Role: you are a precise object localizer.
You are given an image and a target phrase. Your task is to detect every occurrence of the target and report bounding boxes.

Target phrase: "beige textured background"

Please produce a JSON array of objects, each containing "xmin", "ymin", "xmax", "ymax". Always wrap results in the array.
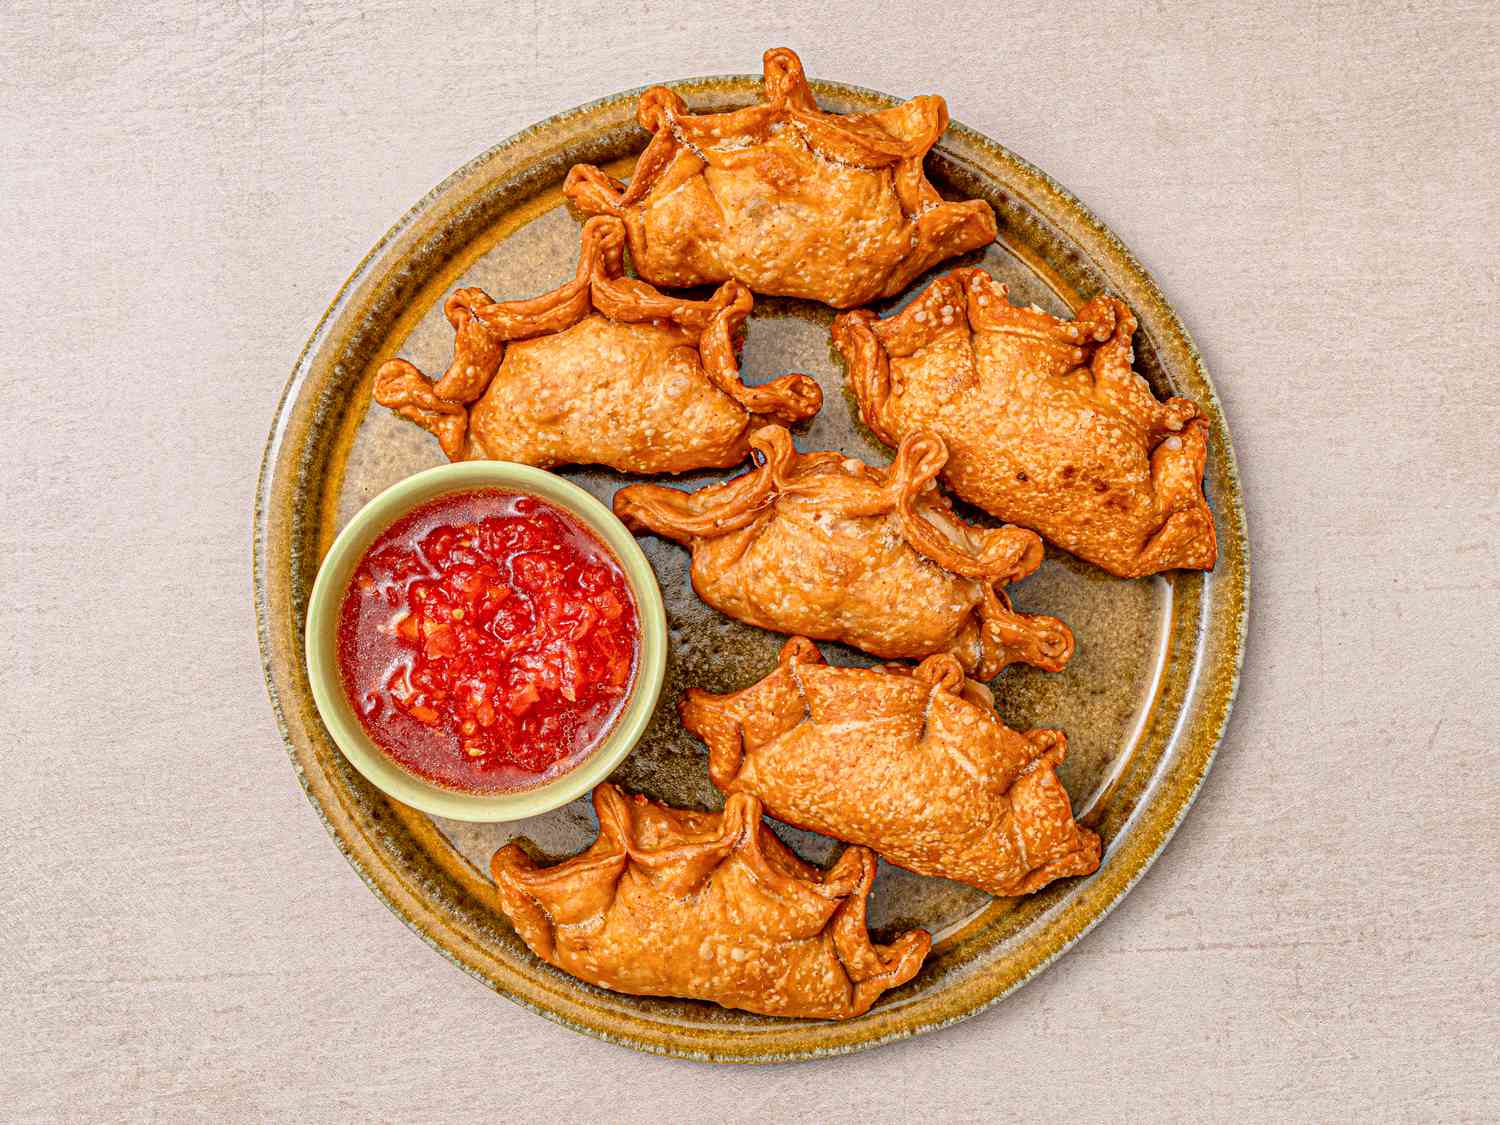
[{"xmin": 4, "ymin": 1, "xmax": 1497, "ymax": 1120}]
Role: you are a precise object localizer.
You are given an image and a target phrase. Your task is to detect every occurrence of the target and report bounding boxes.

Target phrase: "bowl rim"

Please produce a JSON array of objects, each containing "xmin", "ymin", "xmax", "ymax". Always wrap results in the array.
[{"xmin": 303, "ymin": 460, "xmax": 668, "ymax": 822}]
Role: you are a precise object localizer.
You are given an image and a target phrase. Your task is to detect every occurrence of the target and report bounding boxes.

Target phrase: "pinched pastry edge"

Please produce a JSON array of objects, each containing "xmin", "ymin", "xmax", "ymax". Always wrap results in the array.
[
  {"xmin": 373, "ymin": 215, "xmax": 821, "ymax": 472},
  {"xmin": 682, "ymin": 638, "xmax": 1103, "ymax": 897},
  {"xmin": 834, "ymin": 268, "xmax": 1217, "ymax": 577},
  {"xmin": 613, "ymin": 425, "xmax": 1073, "ymax": 679},
  {"xmin": 491, "ymin": 783, "xmax": 930, "ymax": 1020},
  {"xmin": 564, "ymin": 47, "xmax": 997, "ymax": 307}
]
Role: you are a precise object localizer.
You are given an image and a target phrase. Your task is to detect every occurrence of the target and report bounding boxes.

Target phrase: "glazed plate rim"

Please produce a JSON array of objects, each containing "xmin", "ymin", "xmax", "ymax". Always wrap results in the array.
[{"xmin": 254, "ymin": 69, "xmax": 1250, "ymax": 1063}]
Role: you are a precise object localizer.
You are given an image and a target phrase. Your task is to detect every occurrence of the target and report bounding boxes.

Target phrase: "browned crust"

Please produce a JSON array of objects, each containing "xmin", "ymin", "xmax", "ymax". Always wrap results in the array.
[
  {"xmin": 490, "ymin": 784, "xmax": 930, "ymax": 1019},
  {"xmin": 372, "ymin": 216, "xmax": 821, "ymax": 465}
]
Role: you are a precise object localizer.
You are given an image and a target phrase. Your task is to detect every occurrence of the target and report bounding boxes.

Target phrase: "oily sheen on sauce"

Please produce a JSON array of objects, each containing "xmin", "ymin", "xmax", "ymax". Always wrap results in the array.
[{"xmin": 336, "ymin": 489, "xmax": 640, "ymax": 794}]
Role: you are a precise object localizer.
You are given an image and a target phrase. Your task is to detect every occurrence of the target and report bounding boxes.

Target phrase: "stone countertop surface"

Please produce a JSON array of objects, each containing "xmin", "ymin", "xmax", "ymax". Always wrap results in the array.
[{"xmin": 3, "ymin": 2, "xmax": 1496, "ymax": 1121}]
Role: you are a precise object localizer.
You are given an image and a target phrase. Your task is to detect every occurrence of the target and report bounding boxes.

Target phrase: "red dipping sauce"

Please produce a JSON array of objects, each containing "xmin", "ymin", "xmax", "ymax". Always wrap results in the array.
[{"xmin": 337, "ymin": 489, "xmax": 640, "ymax": 794}]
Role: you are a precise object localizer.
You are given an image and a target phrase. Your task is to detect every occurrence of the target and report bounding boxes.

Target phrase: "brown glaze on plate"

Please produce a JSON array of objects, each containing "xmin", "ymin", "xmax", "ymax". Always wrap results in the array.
[{"xmin": 254, "ymin": 72, "xmax": 1249, "ymax": 1062}]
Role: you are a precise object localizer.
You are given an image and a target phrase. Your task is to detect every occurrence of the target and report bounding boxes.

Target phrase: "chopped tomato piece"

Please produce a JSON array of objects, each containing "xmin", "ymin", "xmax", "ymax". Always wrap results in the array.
[
  {"xmin": 508, "ymin": 681, "xmax": 541, "ymax": 716},
  {"xmin": 337, "ymin": 489, "xmax": 639, "ymax": 794}
]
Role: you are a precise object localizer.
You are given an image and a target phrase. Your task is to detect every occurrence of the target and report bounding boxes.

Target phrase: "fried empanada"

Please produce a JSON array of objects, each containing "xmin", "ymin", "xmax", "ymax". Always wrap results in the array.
[
  {"xmin": 373, "ymin": 216, "xmax": 821, "ymax": 474},
  {"xmin": 491, "ymin": 783, "xmax": 930, "ymax": 1020},
  {"xmin": 834, "ymin": 269, "xmax": 1218, "ymax": 577},
  {"xmin": 682, "ymin": 638, "xmax": 1102, "ymax": 897},
  {"xmin": 613, "ymin": 425, "xmax": 1072, "ymax": 679},
  {"xmin": 564, "ymin": 47, "xmax": 997, "ymax": 308}
]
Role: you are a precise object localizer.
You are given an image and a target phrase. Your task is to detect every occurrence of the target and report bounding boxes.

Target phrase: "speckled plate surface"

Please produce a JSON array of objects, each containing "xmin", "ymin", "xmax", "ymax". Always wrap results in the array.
[{"xmin": 255, "ymin": 71, "xmax": 1248, "ymax": 1063}]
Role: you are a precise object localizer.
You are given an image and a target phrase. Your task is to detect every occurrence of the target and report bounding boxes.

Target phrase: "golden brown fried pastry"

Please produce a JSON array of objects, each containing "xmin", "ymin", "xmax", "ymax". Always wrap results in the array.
[
  {"xmin": 491, "ymin": 783, "xmax": 930, "ymax": 1020},
  {"xmin": 613, "ymin": 425, "xmax": 1072, "ymax": 679},
  {"xmin": 834, "ymin": 269, "xmax": 1217, "ymax": 577},
  {"xmin": 373, "ymin": 216, "xmax": 821, "ymax": 473},
  {"xmin": 564, "ymin": 47, "xmax": 997, "ymax": 308},
  {"xmin": 682, "ymin": 638, "xmax": 1102, "ymax": 897}
]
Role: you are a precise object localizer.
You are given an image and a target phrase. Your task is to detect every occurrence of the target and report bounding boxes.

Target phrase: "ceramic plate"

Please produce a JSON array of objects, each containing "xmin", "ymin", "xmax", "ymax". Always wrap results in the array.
[{"xmin": 255, "ymin": 71, "xmax": 1248, "ymax": 1062}]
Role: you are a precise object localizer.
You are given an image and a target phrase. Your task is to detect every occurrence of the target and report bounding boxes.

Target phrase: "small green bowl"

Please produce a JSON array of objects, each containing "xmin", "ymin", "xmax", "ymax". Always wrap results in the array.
[{"xmin": 305, "ymin": 461, "xmax": 667, "ymax": 822}]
